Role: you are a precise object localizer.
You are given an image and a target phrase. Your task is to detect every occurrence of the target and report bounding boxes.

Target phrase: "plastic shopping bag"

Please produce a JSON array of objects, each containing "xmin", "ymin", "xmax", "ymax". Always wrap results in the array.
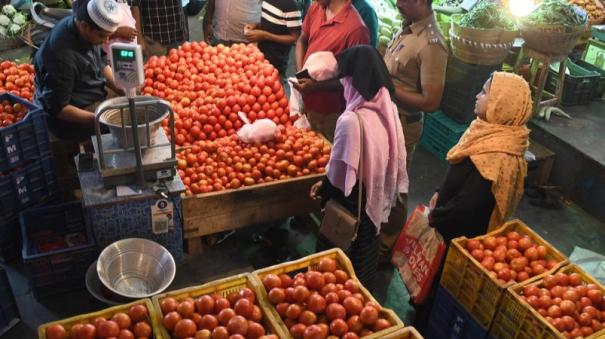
[
  {"xmin": 236, "ymin": 112, "xmax": 278, "ymax": 143},
  {"xmin": 392, "ymin": 205, "xmax": 446, "ymax": 304}
]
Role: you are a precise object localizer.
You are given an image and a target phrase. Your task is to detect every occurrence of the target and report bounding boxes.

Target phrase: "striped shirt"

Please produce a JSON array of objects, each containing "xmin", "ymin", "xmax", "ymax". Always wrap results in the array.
[
  {"xmin": 258, "ymin": 0, "xmax": 302, "ymax": 74},
  {"xmin": 129, "ymin": 0, "xmax": 188, "ymax": 45}
]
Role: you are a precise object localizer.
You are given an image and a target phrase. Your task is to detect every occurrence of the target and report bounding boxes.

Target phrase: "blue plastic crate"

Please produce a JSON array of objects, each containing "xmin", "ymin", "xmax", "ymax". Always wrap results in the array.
[
  {"xmin": 0, "ymin": 267, "xmax": 19, "ymax": 336},
  {"xmin": 0, "ymin": 155, "xmax": 58, "ymax": 220},
  {"xmin": 426, "ymin": 286, "xmax": 493, "ymax": 339},
  {"xmin": 0, "ymin": 93, "xmax": 51, "ymax": 173},
  {"xmin": 0, "ymin": 216, "xmax": 21, "ymax": 263},
  {"xmin": 20, "ymin": 201, "xmax": 97, "ymax": 298},
  {"xmin": 420, "ymin": 112, "xmax": 469, "ymax": 161}
]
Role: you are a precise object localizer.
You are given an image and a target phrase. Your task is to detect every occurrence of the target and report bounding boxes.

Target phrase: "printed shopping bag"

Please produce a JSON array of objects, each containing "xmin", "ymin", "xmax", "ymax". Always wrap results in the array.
[{"xmin": 392, "ymin": 205, "xmax": 446, "ymax": 304}]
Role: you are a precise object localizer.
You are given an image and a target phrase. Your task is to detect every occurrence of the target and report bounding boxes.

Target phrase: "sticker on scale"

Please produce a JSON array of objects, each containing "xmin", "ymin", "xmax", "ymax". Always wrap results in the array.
[{"xmin": 151, "ymin": 199, "xmax": 174, "ymax": 234}]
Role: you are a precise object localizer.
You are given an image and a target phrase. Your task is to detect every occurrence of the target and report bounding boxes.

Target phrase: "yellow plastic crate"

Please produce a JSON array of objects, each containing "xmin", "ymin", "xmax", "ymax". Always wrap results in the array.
[
  {"xmin": 151, "ymin": 273, "xmax": 288, "ymax": 338},
  {"xmin": 38, "ymin": 299, "xmax": 159, "ymax": 339},
  {"xmin": 382, "ymin": 326, "xmax": 424, "ymax": 338},
  {"xmin": 440, "ymin": 219, "xmax": 568, "ymax": 330},
  {"xmin": 251, "ymin": 248, "xmax": 405, "ymax": 339},
  {"xmin": 491, "ymin": 264, "xmax": 605, "ymax": 339}
]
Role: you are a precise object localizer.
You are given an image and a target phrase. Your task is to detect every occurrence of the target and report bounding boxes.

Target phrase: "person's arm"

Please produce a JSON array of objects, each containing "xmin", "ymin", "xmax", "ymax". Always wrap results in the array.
[
  {"xmin": 129, "ymin": 4, "xmax": 146, "ymax": 53},
  {"xmin": 111, "ymin": 26, "xmax": 138, "ymax": 41},
  {"xmin": 203, "ymin": 0, "xmax": 215, "ymax": 43},
  {"xmin": 291, "ymin": 77, "xmax": 342, "ymax": 95},
  {"xmin": 393, "ymin": 44, "xmax": 448, "ymax": 113},
  {"xmin": 295, "ymin": 30, "xmax": 308, "ymax": 71},
  {"xmin": 57, "ymin": 105, "xmax": 96, "ymax": 124},
  {"xmin": 103, "ymin": 65, "xmax": 125, "ymax": 96},
  {"xmin": 429, "ymin": 162, "xmax": 495, "ymax": 233},
  {"xmin": 246, "ymin": 29, "xmax": 300, "ymax": 45}
]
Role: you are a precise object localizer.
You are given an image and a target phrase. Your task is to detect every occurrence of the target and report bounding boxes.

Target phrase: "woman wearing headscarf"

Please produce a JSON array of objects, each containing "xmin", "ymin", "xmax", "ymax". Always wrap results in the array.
[
  {"xmin": 429, "ymin": 72, "xmax": 532, "ymax": 243},
  {"xmin": 310, "ymin": 46, "xmax": 408, "ymax": 287},
  {"xmin": 412, "ymin": 72, "xmax": 532, "ymax": 332}
]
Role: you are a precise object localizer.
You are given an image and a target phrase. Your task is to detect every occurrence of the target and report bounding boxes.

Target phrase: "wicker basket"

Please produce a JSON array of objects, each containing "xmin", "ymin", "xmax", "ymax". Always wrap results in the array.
[
  {"xmin": 519, "ymin": 22, "xmax": 586, "ymax": 57},
  {"xmin": 0, "ymin": 36, "xmax": 24, "ymax": 52},
  {"xmin": 450, "ymin": 17, "xmax": 518, "ymax": 66}
]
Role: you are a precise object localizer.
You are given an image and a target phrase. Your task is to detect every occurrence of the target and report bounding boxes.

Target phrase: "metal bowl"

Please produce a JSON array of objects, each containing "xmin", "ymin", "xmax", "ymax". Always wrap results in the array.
[
  {"xmin": 97, "ymin": 238, "xmax": 175, "ymax": 299},
  {"xmin": 98, "ymin": 96, "xmax": 169, "ymax": 149}
]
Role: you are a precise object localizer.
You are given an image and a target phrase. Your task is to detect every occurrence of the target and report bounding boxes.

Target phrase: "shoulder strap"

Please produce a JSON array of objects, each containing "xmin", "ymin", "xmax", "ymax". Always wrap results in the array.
[{"xmin": 352, "ymin": 111, "xmax": 364, "ymax": 241}]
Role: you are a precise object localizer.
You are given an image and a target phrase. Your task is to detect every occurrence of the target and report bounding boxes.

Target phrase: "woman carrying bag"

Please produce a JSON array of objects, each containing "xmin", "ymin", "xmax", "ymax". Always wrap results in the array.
[{"xmin": 310, "ymin": 46, "xmax": 408, "ymax": 288}]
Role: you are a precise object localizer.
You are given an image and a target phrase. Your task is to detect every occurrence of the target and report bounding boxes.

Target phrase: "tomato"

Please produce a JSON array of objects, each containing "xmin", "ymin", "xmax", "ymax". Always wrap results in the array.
[
  {"xmin": 112, "ymin": 313, "xmax": 132, "ymax": 329},
  {"xmin": 46, "ymin": 325, "xmax": 67, "ymax": 339},
  {"xmin": 98, "ymin": 320, "xmax": 120, "ymax": 337},
  {"xmin": 133, "ymin": 321, "xmax": 152, "ymax": 338}
]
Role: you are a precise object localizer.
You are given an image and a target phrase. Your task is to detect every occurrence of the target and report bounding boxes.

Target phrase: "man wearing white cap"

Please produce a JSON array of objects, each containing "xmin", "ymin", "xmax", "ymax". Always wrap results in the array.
[{"xmin": 34, "ymin": 0, "xmax": 125, "ymax": 140}]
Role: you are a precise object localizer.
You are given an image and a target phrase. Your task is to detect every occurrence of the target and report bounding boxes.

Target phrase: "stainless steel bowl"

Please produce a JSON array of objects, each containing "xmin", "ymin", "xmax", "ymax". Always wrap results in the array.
[
  {"xmin": 98, "ymin": 96, "xmax": 169, "ymax": 149},
  {"xmin": 97, "ymin": 238, "xmax": 175, "ymax": 299}
]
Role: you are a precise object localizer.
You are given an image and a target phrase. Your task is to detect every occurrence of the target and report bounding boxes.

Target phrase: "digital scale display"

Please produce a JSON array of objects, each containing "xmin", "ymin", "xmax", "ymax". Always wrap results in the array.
[
  {"xmin": 119, "ymin": 50, "xmax": 135, "ymax": 59},
  {"xmin": 109, "ymin": 43, "xmax": 144, "ymax": 91}
]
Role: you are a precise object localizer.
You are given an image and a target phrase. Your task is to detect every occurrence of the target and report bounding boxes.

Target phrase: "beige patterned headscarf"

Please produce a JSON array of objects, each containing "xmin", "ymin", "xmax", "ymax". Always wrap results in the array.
[{"xmin": 446, "ymin": 72, "xmax": 532, "ymax": 230}]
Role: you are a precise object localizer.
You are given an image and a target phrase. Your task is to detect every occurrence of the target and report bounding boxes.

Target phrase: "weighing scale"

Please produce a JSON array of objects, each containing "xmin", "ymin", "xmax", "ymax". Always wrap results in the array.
[{"xmin": 92, "ymin": 43, "xmax": 177, "ymax": 188}]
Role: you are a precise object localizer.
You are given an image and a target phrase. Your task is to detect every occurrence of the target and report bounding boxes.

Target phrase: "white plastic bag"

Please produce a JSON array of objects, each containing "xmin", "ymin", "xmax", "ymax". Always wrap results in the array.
[{"xmin": 236, "ymin": 112, "xmax": 278, "ymax": 143}]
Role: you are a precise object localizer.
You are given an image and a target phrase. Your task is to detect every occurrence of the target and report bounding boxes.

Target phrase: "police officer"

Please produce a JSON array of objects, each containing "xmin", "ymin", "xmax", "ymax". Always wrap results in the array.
[{"xmin": 379, "ymin": 0, "xmax": 448, "ymax": 262}]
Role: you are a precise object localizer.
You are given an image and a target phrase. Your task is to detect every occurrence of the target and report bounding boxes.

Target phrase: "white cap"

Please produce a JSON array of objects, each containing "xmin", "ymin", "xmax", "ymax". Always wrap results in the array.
[{"xmin": 87, "ymin": 0, "xmax": 123, "ymax": 33}]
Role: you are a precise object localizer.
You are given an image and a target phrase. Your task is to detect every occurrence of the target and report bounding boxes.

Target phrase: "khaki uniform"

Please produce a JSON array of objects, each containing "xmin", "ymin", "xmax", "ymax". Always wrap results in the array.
[{"xmin": 380, "ymin": 13, "xmax": 448, "ymax": 259}]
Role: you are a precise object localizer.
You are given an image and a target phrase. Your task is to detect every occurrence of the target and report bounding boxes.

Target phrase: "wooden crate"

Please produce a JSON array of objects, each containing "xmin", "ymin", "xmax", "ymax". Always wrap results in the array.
[
  {"xmin": 182, "ymin": 172, "xmax": 324, "ymax": 254},
  {"xmin": 151, "ymin": 273, "xmax": 288, "ymax": 338},
  {"xmin": 38, "ymin": 299, "xmax": 159, "ymax": 339},
  {"xmin": 491, "ymin": 264, "xmax": 605, "ymax": 339},
  {"xmin": 382, "ymin": 326, "xmax": 424, "ymax": 338},
  {"xmin": 251, "ymin": 248, "xmax": 405, "ymax": 339},
  {"xmin": 440, "ymin": 219, "xmax": 568, "ymax": 331}
]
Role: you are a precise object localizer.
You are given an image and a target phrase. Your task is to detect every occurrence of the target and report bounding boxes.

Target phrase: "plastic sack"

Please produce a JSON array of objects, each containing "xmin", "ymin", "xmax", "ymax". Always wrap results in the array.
[
  {"xmin": 236, "ymin": 112, "xmax": 278, "ymax": 143},
  {"xmin": 392, "ymin": 205, "xmax": 446, "ymax": 304}
]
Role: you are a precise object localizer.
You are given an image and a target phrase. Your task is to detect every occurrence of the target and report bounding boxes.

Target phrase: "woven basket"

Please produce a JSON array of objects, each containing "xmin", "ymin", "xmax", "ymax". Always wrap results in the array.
[
  {"xmin": 519, "ymin": 22, "xmax": 586, "ymax": 57},
  {"xmin": 0, "ymin": 35, "xmax": 24, "ymax": 52},
  {"xmin": 450, "ymin": 17, "xmax": 518, "ymax": 66}
]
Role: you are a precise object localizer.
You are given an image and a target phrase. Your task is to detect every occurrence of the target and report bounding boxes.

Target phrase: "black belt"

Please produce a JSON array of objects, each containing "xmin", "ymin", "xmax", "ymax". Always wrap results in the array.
[{"xmin": 405, "ymin": 113, "xmax": 423, "ymax": 124}]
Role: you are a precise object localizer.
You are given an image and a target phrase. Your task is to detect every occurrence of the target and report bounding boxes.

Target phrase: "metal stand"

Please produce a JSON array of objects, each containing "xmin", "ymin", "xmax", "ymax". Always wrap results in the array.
[{"xmin": 513, "ymin": 46, "xmax": 568, "ymax": 116}]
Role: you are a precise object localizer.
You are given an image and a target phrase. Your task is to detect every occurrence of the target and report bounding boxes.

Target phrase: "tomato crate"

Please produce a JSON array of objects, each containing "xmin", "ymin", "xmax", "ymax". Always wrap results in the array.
[
  {"xmin": 0, "ymin": 93, "xmax": 51, "ymax": 173},
  {"xmin": 420, "ymin": 111, "xmax": 468, "ymax": 161},
  {"xmin": 491, "ymin": 264, "xmax": 605, "ymax": 339},
  {"xmin": 38, "ymin": 299, "xmax": 159, "ymax": 339},
  {"xmin": 20, "ymin": 201, "xmax": 97, "ymax": 298},
  {"xmin": 151, "ymin": 273, "xmax": 288, "ymax": 339},
  {"xmin": 382, "ymin": 326, "xmax": 424, "ymax": 338},
  {"xmin": 440, "ymin": 219, "xmax": 568, "ymax": 330},
  {"xmin": 0, "ymin": 155, "xmax": 58, "ymax": 220},
  {"xmin": 427, "ymin": 286, "xmax": 494, "ymax": 339},
  {"xmin": 0, "ymin": 266, "xmax": 20, "ymax": 337},
  {"xmin": 251, "ymin": 248, "xmax": 405, "ymax": 339}
]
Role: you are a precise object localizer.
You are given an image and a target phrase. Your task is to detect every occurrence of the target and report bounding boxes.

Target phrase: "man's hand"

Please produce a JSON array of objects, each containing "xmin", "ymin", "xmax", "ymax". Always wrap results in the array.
[
  {"xmin": 291, "ymin": 78, "xmax": 317, "ymax": 95},
  {"xmin": 114, "ymin": 26, "xmax": 138, "ymax": 41},
  {"xmin": 245, "ymin": 29, "xmax": 266, "ymax": 43},
  {"xmin": 429, "ymin": 192, "xmax": 439, "ymax": 210},
  {"xmin": 310, "ymin": 181, "xmax": 323, "ymax": 200}
]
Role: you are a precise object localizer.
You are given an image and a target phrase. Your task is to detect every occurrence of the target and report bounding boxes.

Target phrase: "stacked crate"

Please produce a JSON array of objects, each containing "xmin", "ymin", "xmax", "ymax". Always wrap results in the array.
[
  {"xmin": 419, "ymin": 111, "xmax": 468, "ymax": 161},
  {"xmin": 0, "ymin": 93, "xmax": 56, "ymax": 261}
]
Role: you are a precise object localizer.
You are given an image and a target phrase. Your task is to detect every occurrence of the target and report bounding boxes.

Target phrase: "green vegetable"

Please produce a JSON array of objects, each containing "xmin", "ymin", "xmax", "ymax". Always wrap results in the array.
[
  {"xmin": 380, "ymin": 26, "xmax": 393, "ymax": 37},
  {"xmin": 379, "ymin": 36, "xmax": 391, "ymax": 45},
  {"xmin": 523, "ymin": 0, "xmax": 587, "ymax": 26},
  {"xmin": 458, "ymin": 0, "xmax": 516, "ymax": 30}
]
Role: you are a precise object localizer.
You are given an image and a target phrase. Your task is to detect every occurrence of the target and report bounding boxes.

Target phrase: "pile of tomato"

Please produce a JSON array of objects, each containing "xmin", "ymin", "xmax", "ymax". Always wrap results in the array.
[
  {"xmin": 0, "ymin": 61, "xmax": 34, "ymax": 102},
  {"xmin": 466, "ymin": 231, "xmax": 562, "ymax": 284},
  {"xmin": 159, "ymin": 287, "xmax": 277, "ymax": 339},
  {"xmin": 261, "ymin": 258, "xmax": 394, "ymax": 339},
  {"xmin": 177, "ymin": 127, "xmax": 330, "ymax": 195},
  {"xmin": 520, "ymin": 271, "xmax": 605, "ymax": 338},
  {"xmin": 44, "ymin": 303, "xmax": 153, "ymax": 339},
  {"xmin": 0, "ymin": 99, "xmax": 28, "ymax": 128},
  {"xmin": 143, "ymin": 42, "xmax": 291, "ymax": 146}
]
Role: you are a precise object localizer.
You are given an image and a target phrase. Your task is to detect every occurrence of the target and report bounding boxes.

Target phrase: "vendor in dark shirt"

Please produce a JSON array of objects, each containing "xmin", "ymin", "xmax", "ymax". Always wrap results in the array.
[
  {"xmin": 430, "ymin": 72, "xmax": 532, "ymax": 243},
  {"xmin": 34, "ymin": 0, "xmax": 125, "ymax": 141}
]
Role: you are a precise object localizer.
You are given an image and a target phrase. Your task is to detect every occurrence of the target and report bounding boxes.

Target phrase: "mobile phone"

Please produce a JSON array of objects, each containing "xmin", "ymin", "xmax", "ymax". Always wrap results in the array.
[{"xmin": 295, "ymin": 69, "xmax": 310, "ymax": 80}]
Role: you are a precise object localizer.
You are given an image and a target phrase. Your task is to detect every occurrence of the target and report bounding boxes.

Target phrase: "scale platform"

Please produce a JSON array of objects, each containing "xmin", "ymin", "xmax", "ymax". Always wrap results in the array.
[{"xmin": 92, "ymin": 130, "xmax": 177, "ymax": 187}]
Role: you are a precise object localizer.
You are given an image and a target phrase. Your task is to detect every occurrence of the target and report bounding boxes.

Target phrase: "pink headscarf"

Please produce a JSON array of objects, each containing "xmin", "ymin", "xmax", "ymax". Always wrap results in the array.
[{"xmin": 327, "ymin": 77, "xmax": 408, "ymax": 231}]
